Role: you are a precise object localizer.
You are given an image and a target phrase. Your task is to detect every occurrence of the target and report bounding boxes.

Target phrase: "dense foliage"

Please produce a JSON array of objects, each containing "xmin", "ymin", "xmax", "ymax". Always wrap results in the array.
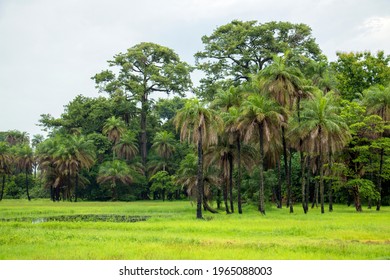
[{"xmin": 1, "ymin": 20, "xmax": 389, "ymax": 219}]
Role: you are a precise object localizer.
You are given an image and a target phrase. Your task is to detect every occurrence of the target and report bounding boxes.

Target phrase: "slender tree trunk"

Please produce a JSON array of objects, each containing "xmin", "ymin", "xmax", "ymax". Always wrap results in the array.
[
  {"xmin": 111, "ymin": 179, "xmax": 117, "ymax": 201},
  {"xmin": 140, "ymin": 92, "xmax": 148, "ymax": 170},
  {"xmin": 55, "ymin": 186, "xmax": 60, "ymax": 201},
  {"xmin": 277, "ymin": 158, "xmax": 282, "ymax": 208},
  {"xmin": 353, "ymin": 186, "xmax": 362, "ymax": 212},
  {"xmin": 305, "ymin": 156, "xmax": 311, "ymax": 212},
  {"xmin": 312, "ymin": 158, "xmax": 319, "ymax": 209},
  {"xmin": 281, "ymin": 127, "xmax": 291, "ymax": 211},
  {"xmin": 217, "ymin": 189, "xmax": 222, "ymax": 209},
  {"xmin": 196, "ymin": 126, "xmax": 203, "ymax": 219},
  {"xmin": 301, "ymin": 152, "xmax": 307, "ymax": 214},
  {"xmin": 0, "ymin": 174, "xmax": 5, "ymax": 201},
  {"xmin": 25, "ymin": 169, "xmax": 31, "ymax": 201},
  {"xmin": 258, "ymin": 124, "xmax": 265, "ymax": 215},
  {"xmin": 50, "ymin": 186, "xmax": 54, "ymax": 202},
  {"xmin": 223, "ymin": 177, "xmax": 230, "ymax": 214},
  {"xmin": 289, "ymin": 148, "xmax": 294, "ymax": 213},
  {"xmin": 203, "ymin": 196, "xmax": 218, "ymax": 213},
  {"xmin": 319, "ymin": 129, "xmax": 325, "ymax": 214},
  {"xmin": 237, "ymin": 136, "xmax": 243, "ymax": 214},
  {"xmin": 376, "ymin": 148, "xmax": 384, "ymax": 211},
  {"xmin": 328, "ymin": 145, "xmax": 333, "ymax": 212},
  {"xmin": 75, "ymin": 173, "xmax": 79, "ymax": 202},
  {"xmin": 228, "ymin": 153, "xmax": 234, "ymax": 213}
]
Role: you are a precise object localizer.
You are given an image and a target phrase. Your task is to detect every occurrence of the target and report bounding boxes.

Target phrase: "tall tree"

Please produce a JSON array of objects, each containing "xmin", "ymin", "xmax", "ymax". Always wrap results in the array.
[
  {"xmin": 174, "ymin": 99, "xmax": 220, "ymax": 219},
  {"xmin": 363, "ymin": 84, "xmax": 390, "ymax": 210},
  {"xmin": 14, "ymin": 144, "xmax": 34, "ymax": 201},
  {"xmin": 195, "ymin": 20, "xmax": 321, "ymax": 100},
  {"xmin": 93, "ymin": 42, "xmax": 192, "ymax": 169},
  {"xmin": 239, "ymin": 94, "xmax": 286, "ymax": 214},
  {"xmin": 212, "ymin": 87, "xmax": 244, "ymax": 213},
  {"xmin": 257, "ymin": 54, "xmax": 305, "ymax": 213}
]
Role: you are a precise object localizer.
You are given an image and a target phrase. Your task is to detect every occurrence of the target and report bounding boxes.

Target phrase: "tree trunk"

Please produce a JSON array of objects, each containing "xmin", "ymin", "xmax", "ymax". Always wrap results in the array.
[
  {"xmin": 305, "ymin": 156, "xmax": 311, "ymax": 212},
  {"xmin": 217, "ymin": 189, "xmax": 222, "ymax": 209},
  {"xmin": 25, "ymin": 169, "xmax": 31, "ymax": 201},
  {"xmin": 312, "ymin": 158, "xmax": 319, "ymax": 209},
  {"xmin": 203, "ymin": 196, "xmax": 218, "ymax": 213},
  {"xmin": 281, "ymin": 127, "xmax": 291, "ymax": 211},
  {"xmin": 228, "ymin": 153, "xmax": 234, "ymax": 213},
  {"xmin": 277, "ymin": 158, "xmax": 282, "ymax": 208},
  {"xmin": 0, "ymin": 174, "xmax": 5, "ymax": 201},
  {"xmin": 301, "ymin": 153, "xmax": 307, "ymax": 213},
  {"xmin": 258, "ymin": 123, "xmax": 265, "ymax": 215},
  {"xmin": 55, "ymin": 186, "xmax": 60, "ymax": 201},
  {"xmin": 196, "ymin": 126, "xmax": 203, "ymax": 219},
  {"xmin": 353, "ymin": 186, "xmax": 362, "ymax": 212},
  {"xmin": 50, "ymin": 186, "xmax": 54, "ymax": 202},
  {"xmin": 140, "ymin": 92, "xmax": 148, "ymax": 170},
  {"xmin": 237, "ymin": 136, "xmax": 243, "ymax": 214},
  {"xmin": 328, "ymin": 145, "xmax": 333, "ymax": 212},
  {"xmin": 111, "ymin": 179, "xmax": 117, "ymax": 201},
  {"xmin": 319, "ymin": 129, "xmax": 325, "ymax": 214},
  {"xmin": 288, "ymin": 148, "xmax": 294, "ymax": 213},
  {"xmin": 75, "ymin": 173, "xmax": 79, "ymax": 202},
  {"xmin": 376, "ymin": 148, "xmax": 384, "ymax": 211},
  {"xmin": 223, "ymin": 177, "xmax": 230, "ymax": 214}
]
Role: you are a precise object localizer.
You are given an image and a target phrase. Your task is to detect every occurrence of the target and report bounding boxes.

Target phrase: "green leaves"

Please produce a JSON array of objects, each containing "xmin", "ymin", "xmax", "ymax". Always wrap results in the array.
[{"xmin": 195, "ymin": 20, "xmax": 321, "ymax": 100}]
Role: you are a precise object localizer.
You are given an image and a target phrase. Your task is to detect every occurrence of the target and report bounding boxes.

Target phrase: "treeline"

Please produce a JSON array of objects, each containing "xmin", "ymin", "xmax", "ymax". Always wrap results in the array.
[{"xmin": 0, "ymin": 20, "xmax": 389, "ymax": 218}]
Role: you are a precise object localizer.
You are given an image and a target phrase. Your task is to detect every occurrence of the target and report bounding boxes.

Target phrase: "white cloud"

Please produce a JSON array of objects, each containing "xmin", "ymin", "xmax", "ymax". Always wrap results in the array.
[{"xmin": 0, "ymin": 0, "xmax": 389, "ymax": 137}]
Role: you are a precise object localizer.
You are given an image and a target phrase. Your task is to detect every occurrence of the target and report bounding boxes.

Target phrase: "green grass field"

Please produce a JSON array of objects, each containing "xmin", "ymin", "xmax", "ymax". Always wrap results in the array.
[{"xmin": 0, "ymin": 199, "xmax": 389, "ymax": 260}]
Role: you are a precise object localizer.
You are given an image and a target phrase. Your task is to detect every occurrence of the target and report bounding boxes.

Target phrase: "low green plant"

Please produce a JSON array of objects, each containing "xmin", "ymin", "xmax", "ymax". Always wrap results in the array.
[{"xmin": 0, "ymin": 200, "xmax": 388, "ymax": 260}]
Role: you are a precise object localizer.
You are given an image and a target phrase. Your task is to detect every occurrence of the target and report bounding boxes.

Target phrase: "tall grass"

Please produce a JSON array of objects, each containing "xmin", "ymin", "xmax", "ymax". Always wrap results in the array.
[{"xmin": 0, "ymin": 200, "xmax": 389, "ymax": 259}]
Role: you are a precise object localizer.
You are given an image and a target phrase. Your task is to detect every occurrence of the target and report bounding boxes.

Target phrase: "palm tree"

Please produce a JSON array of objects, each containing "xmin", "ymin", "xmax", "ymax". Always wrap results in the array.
[
  {"xmin": 5, "ymin": 131, "xmax": 29, "ymax": 146},
  {"xmin": 223, "ymin": 106, "xmax": 243, "ymax": 213},
  {"xmin": 259, "ymin": 54, "xmax": 304, "ymax": 109},
  {"xmin": 204, "ymin": 136, "xmax": 232, "ymax": 214},
  {"xmin": 114, "ymin": 131, "xmax": 138, "ymax": 161},
  {"xmin": 15, "ymin": 144, "xmax": 34, "ymax": 201},
  {"xmin": 212, "ymin": 87, "xmax": 244, "ymax": 213},
  {"xmin": 38, "ymin": 136, "xmax": 95, "ymax": 202},
  {"xmin": 239, "ymin": 93, "xmax": 286, "ymax": 214},
  {"xmin": 175, "ymin": 153, "xmax": 219, "ymax": 213},
  {"xmin": 102, "ymin": 116, "xmax": 127, "ymax": 159},
  {"xmin": 363, "ymin": 84, "xmax": 390, "ymax": 210},
  {"xmin": 66, "ymin": 136, "xmax": 95, "ymax": 201},
  {"xmin": 290, "ymin": 90, "xmax": 350, "ymax": 213},
  {"xmin": 257, "ymin": 54, "xmax": 304, "ymax": 213},
  {"xmin": 151, "ymin": 131, "xmax": 176, "ymax": 172},
  {"xmin": 174, "ymin": 99, "xmax": 221, "ymax": 219},
  {"xmin": 35, "ymin": 137, "xmax": 60, "ymax": 201},
  {"xmin": 97, "ymin": 160, "xmax": 133, "ymax": 200},
  {"xmin": 0, "ymin": 142, "xmax": 11, "ymax": 201}
]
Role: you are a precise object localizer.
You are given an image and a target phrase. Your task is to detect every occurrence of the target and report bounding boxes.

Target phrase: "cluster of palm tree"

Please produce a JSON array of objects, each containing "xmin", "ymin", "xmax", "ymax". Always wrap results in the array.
[
  {"xmin": 0, "ymin": 132, "xmax": 40, "ymax": 201},
  {"xmin": 36, "ymin": 135, "xmax": 95, "ymax": 201},
  {"xmin": 174, "ymin": 54, "xmax": 378, "ymax": 218}
]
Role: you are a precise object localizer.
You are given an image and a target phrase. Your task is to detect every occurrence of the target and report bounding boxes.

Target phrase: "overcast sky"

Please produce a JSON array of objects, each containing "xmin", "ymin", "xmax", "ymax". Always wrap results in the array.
[{"xmin": 1, "ymin": 0, "xmax": 389, "ymax": 138}]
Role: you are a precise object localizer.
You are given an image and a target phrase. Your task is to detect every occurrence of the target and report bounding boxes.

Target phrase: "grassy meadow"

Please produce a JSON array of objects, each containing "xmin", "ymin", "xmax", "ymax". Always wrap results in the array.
[{"xmin": 0, "ymin": 199, "xmax": 389, "ymax": 260}]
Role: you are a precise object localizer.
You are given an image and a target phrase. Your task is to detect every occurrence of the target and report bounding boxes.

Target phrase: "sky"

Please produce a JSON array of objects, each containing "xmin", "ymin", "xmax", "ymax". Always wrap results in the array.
[{"xmin": 1, "ymin": 0, "xmax": 390, "ymax": 138}]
